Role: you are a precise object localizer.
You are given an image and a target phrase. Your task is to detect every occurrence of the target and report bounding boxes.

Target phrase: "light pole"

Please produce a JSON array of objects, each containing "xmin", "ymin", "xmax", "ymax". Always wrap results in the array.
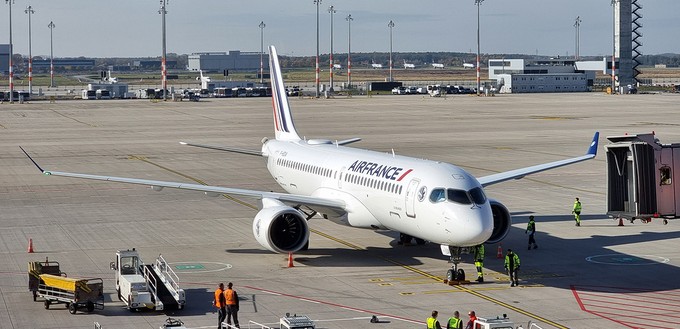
[
  {"xmin": 159, "ymin": 0, "xmax": 168, "ymax": 100},
  {"xmin": 259, "ymin": 21, "xmax": 265, "ymax": 84},
  {"xmin": 48, "ymin": 21, "xmax": 55, "ymax": 88},
  {"xmin": 25, "ymin": 5, "xmax": 34, "ymax": 95},
  {"xmin": 6, "ymin": 0, "xmax": 14, "ymax": 103},
  {"xmin": 314, "ymin": 0, "xmax": 321, "ymax": 98},
  {"xmin": 328, "ymin": 5, "xmax": 336, "ymax": 93},
  {"xmin": 574, "ymin": 16, "xmax": 582, "ymax": 60},
  {"xmin": 611, "ymin": 0, "xmax": 617, "ymax": 93},
  {"xmin": 475, "ymin": 0, "xmax": 484, "ymax": 96},
  {"xmin": 388, "ymin": 20, "xmax": 394, "ymax": 82},
  {"xmin": 346, "ymin": 14, "xmax": 352, "ymax": 88}
]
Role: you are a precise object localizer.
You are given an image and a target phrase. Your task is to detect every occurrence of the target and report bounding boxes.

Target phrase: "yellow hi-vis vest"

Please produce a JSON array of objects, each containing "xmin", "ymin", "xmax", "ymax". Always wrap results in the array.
[
  {"xmin": 448, "ymin": 317, "xmax": 462, "ymax": 329},
  {"xmin": 427, "ymin": 317, "xmax": 437, "ymax": 329}
]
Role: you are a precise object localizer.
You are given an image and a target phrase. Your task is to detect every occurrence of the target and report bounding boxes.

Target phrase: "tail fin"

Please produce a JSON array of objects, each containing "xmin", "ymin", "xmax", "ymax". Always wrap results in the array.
[{"xmin": 269, "ymin": 46, "xmax": 301, "ymax": 141}]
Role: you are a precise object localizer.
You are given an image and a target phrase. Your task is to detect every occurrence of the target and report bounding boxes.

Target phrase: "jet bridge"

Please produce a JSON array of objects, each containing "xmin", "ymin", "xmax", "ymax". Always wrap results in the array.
[{"xmin": 605, "ymin": 132, "xmax": 680, "ymax": 224}]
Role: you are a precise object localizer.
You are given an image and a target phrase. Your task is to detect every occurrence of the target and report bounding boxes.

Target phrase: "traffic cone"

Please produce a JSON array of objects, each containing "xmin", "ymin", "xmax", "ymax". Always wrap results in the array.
[
  {"xmin": 618, "ymin": 217, "xmax": 624, "ymax": 226},
  {"xmin": 287, "ymin": 252, "xmax": 294, "ymax": 268},
  {"xmin": 28, "ymin": 238, "xmax": 34, "ymax": 253},
  {"xmin": 496, "ymin": 244, "xmax": 503, "ymax": 259}
]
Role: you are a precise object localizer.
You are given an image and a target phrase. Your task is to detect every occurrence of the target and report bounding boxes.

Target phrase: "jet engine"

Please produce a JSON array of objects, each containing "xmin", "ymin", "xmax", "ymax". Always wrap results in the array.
[
  {"xmin": 486, "ymin": 199, "xmax": 512, "ymax": 244},
  {"xmin": 252, "ymin": 206, "xmax": 310, "ymax": 253}
]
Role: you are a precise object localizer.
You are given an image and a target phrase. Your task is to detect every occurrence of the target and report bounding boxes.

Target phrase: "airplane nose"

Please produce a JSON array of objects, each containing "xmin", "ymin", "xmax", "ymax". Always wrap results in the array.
[{"xmin": 449, "ymin": 206, "xmax": 493, "ymax": 246}]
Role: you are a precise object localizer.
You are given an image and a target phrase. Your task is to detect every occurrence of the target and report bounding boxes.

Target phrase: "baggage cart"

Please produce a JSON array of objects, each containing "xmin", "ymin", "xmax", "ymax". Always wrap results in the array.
[
  {"xmin": 28, "ymin": 259, "xmax": 65, "ymax": 301},
  {"xmin": 36, "ymin": 274, "xmax": 104, "ymax": 314}
]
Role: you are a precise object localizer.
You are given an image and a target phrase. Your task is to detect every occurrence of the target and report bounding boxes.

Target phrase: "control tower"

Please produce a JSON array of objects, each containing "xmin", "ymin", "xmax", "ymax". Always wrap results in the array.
[{"xmin": 614, "ymin": 0, "xmax": 642, "ymax": 86}]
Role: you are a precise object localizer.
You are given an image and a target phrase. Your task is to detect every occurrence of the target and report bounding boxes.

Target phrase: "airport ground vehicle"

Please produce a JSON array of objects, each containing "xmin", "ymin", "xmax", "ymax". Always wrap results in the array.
[
  {"xmin": 111, "ymin": 249, "xmax": 185, "ymax": 311},
  {"xmin": 28, "ymin": 260, "xmax": 104, "ymax": 314},
  {"xmin": 473, "ymin": 315, "xmax": 543, "ymax": 329}
]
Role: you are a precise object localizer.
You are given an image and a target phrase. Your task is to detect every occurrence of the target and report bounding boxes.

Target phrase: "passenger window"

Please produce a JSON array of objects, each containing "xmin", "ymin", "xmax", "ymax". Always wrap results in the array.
[{"xmin": 430, "ymin": 188, "xmax": 446, "ymax": 203}]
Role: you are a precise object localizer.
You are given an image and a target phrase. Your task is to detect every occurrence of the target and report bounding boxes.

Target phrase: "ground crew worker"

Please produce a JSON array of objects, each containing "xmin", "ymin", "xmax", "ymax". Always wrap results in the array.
[
  {"xmin": 465, "ymin": 311, "xmax": 478, "ymax": 329},
  {"xmin": 525, "ymin": 216, "xmax": 538, "ymax": 250},
  {"xmin": 572, "ymin": 197, "xmax": 582, "ymax": 226},
  {"xmin": 473, "ymin": 244, "xmax": 485, "ymax": 282},
  {"xmin": 426, "ymin": 310, "xmax": 442, "ymax": 329},
  {"xmin": 224, "ymin": 282, "xmax": 240, "ymax": 328},
  {"xmin": 213, "ymin": 283, "xmax": 226, "ymax": 329},
  {"xmin": 447, "ymin": 311, "xmax": 463, "ymax": 329},
  {"xmin": 504, "ymin": 249, "xmax": 520, "ymax": 287}
]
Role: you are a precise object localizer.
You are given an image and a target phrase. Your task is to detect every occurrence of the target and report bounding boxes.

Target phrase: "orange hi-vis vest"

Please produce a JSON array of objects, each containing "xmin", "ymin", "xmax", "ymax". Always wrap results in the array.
[
  {"xmin": 225, "ymin": 288, "xmax": 237, "ymax": 305},
  {"xmin": 214, "ymin": 288, "xmax": 225, "ymax": 308}
]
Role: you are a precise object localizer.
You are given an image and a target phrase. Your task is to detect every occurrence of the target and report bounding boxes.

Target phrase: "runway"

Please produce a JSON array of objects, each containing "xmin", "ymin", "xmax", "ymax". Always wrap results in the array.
[{"xmin": 1, "ymin": 93, "xmax": 680, "ymax": 329}]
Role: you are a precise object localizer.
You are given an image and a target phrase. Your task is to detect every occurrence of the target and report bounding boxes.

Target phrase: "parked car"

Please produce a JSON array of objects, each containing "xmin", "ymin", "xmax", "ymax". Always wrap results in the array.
[{"xmin": 391, "ymin": 86, "xmax": 407, "ymax": 95}]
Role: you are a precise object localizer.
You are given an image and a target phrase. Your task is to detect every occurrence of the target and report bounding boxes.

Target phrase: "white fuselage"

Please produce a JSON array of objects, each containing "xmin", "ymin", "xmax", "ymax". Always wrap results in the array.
[{"xmin": 263, "ymin": 139, "xmax": 493, "ymax": 247}]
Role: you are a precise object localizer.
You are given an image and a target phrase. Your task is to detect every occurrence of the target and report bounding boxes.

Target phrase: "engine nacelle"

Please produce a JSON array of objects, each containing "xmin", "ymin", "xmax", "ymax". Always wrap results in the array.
[
  {"xmin": 253, "ymin": 206, "xmax": 309, "ymax": 253},
  {"xmin": 486, "ymin": 199, "xmax": 512, "ymax": 244}
]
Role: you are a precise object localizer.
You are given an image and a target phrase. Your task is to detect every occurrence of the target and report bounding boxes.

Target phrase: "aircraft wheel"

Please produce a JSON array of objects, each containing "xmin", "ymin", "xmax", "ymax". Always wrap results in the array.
[
  {"xmin": 399, "ymin": 233, "xmax": 413, "ymax": 245},
  {"xmin": 415, "ymin": 238, "xmax": 426, "ymax": 245},
  {"xmin": 446, "ymin": 269, "xmax": 455, "ymax": 282},
  {"xmin": 456, "ymin": 269, "xmax": 466, "ymax": 281}
]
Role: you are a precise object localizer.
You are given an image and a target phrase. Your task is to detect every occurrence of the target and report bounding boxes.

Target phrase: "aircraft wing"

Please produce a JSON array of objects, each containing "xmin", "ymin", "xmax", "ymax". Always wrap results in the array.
[
  {"xmin": 477, "ymin": 132, "xmax": 599, "ymax": 187},
  {"xmin": 20, "ymin": 147, "xmax": 347, "ymax": 217}
]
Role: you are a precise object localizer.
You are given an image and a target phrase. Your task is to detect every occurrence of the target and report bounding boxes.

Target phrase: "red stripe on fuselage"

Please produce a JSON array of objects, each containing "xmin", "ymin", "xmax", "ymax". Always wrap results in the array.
[{"xmin": 396, "ymin": 169, "xmax": 413, "ymax": 181}]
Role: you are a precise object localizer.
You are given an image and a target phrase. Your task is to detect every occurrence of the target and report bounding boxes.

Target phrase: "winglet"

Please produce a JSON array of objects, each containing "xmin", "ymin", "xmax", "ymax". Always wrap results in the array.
[
  {"xmin": 587, "ymin": 132, "xmax": 599, "ymax": 156},
  {"xmin": 19, "ymin": 146, "xmax": 48, "ymax": 174}
]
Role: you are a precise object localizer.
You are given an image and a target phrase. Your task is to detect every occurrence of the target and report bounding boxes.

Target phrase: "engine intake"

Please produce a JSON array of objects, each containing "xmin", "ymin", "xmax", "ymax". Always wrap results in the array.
[
  {"xmin": 253, "ymin": 206, "xmax": 309, "ymax": 253},
  {"xmin": 486, "ymin": 199, "xmax": 512, "ymax": 244}
]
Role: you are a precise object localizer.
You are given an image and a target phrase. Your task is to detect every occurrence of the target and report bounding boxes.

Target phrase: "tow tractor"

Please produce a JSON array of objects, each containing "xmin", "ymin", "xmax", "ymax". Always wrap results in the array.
[{"xmin": 110, "ymin": 249, "xmax": 185, "ymax": 311}]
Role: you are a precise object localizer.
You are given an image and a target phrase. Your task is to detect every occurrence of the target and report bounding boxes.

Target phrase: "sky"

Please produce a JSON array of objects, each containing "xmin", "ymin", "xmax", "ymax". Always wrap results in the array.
[{"xmin": 3, "ymin": 0, "xmax": 680, "ymax": 58}]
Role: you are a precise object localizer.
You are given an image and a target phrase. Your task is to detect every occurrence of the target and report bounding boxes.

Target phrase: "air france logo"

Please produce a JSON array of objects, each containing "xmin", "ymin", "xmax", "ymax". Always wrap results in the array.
[
  {"xmin": 348, "ymin": 160, "xmax": 413, "ymax": 181},
  {"xmin": 418, "ymin": 186, "xmax": 427, "ymax": 202}
]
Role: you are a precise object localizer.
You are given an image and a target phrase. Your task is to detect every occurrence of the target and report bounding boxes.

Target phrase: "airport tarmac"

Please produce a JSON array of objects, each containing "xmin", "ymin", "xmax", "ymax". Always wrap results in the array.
[{"xmin": 1, "ymin": 93, "xmax": 680, "ymax": 329}]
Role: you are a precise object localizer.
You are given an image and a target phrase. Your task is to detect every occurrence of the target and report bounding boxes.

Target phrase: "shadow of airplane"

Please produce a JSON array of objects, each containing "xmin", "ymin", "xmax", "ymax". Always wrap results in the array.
[{"xmin": 230, "ymin": 214, "xmax": 680, "ymax": 293}]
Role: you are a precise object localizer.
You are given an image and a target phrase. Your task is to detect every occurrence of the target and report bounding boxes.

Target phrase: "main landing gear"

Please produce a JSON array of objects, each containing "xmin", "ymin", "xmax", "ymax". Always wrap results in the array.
[{"xmin": 444, "ymin": 246, "xmax": 466, "ymax": 283}]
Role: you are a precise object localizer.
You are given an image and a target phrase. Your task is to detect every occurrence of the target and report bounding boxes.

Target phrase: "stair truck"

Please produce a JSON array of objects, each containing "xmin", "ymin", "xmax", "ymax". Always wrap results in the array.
[
  {"xmin": 28, "ymin": 260, "xmax": 104, "ymax": 314},
  {"xmin": 110, "ymin": 248, "xmax": 185, "ymax": 311}
]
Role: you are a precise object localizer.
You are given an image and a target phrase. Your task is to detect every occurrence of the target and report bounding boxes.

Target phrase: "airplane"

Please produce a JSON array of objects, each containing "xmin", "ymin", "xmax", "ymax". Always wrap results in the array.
[
  {"xmin": 196, "ymin": 70, "xmax": 211, "ymax": 83},
  {"xmin": 403, "ymin": 60, "xmax": 415, "ymax": 69},
  {"xmin": 20, "ymin": 46, "xmax": 599, "ymax": 281},
  {"xmin": 371, "ymin": 60, "xmax": 383, "ymax": 69},
  {"xmin": 463, "ymin": 63, "xmax": 475, "ymax": 69},
  {"xmin": 332, "ymin": 63, "xmax": 342, "ymax": 70},
  {"xmin": 106, "ymin": 70, "xmax": 118, "ymax": 83},
  {"xmin": 431, "ymin": 63, "xmax": 444, "ymax": 69}
]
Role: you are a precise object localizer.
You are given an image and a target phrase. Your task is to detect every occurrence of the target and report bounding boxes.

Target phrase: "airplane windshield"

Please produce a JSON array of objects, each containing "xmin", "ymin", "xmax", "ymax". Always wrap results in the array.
[
  {"xmin": 447, "ymin": 189, "xmax": 471, "ymax": 204},
  {"xmin": 429, "ymin": 187, "xmax": 487, "ymax": 205}
]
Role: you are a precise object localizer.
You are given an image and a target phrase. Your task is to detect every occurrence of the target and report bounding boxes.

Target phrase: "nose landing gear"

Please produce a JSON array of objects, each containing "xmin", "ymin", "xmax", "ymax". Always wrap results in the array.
[{"xmin": 443, "ymin": 246, "xmax": 468, "ymax": 284}]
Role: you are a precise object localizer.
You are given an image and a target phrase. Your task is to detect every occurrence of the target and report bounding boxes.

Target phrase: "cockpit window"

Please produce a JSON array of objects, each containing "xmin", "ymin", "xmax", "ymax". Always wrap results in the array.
[
  {"xmin": 447, "ymin": 189, "xmax": 471, "ymax": 204},
  {"xmin": 469, "ymin": 187, "xmax": 487, "ymax": 204},
  {"xmin": 429, "ymin": 188, "xmax": 446, "ymax": 203}
]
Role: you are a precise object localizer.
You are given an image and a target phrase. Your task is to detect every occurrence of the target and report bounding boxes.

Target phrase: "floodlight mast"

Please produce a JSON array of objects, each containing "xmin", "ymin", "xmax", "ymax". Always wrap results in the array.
[
  {"xmin": 388, "ymin": 20, "xmax": 394, "ymax": 82},
  {"xmin": 475, "ymin": 0, "xmax": 484, "ymax": 96},
  {"xmin": 259, "ymin": 21, "xmax": 265, "ymax": 84},
  {"xmin": 159, "ymin": 0, "xmax": 168, "ymax": 100},
  {"xmin": 25, "ymin": 5, "xmax": 35, "ymax": 95}
]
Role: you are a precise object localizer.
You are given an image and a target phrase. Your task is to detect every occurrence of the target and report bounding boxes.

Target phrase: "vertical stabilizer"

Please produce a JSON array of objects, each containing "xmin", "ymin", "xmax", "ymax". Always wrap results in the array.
[{"xmin": 269, "ymin": 46, "xmax": 301, "ymax": 141}]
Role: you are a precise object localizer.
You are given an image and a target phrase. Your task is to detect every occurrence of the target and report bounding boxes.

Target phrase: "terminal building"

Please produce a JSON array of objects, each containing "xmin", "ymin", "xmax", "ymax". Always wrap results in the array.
[
  {"xmin": 489, "ymin": 58, "xmax": 605, "ymax": 93},
  {"xmin": 187, "ymin": 51, "xmax": 268, "ymax": 72}
]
